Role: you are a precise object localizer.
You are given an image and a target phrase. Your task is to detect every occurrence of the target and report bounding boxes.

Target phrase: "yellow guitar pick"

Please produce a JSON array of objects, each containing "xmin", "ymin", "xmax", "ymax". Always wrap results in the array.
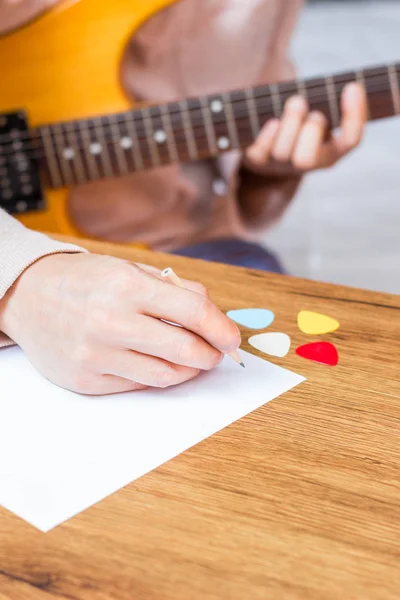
[{"xmin": 297, "ymin": 311, "xmax": 340, "ymax": 335}]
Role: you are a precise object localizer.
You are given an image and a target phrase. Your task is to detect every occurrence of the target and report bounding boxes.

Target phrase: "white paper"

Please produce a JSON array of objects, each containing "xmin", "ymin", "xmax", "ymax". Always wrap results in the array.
[{"xmin": 0, "ymin": 346, "xmax": 305, "ymax": 532}]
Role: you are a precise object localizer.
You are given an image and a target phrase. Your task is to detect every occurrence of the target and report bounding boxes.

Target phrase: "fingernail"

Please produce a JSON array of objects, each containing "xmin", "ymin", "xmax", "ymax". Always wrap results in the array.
[
  {"xmin": 227, "ymin": 332, "xmax": 242, "ymax": 353},
  {"xmin": 308, "ymin": 111, "xmax": 326, "ymax": 123},
  {"xmin": 344, "ymin": 82, "xmax": 361, "ymax": 99},
  {"xmin": 266, "ymin": 118, "xmax": 280, "ymax": 132},
  {"xmin": 246, "ymin": 147, "xmax": 262, "ymax": 162},
  {"xmin": 287, "ymin": 95, "xmax": 307, "ymax": 112},
  {"xmin": 216, "ymin": 352, "xmax": 225, "ymax": 365}
]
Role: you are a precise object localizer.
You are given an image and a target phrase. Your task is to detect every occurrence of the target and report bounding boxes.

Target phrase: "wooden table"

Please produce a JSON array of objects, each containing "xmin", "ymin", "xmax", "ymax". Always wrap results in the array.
[{"xmin": 1, "ymin": 236, "xmax": 399, "ymax": 600}]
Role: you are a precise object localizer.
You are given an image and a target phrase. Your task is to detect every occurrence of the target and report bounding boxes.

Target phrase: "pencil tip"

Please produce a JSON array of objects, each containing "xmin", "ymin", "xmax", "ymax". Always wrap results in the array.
[{"xmin": 240, "ymin": 362, "xmax": 245, "ymax": 368}]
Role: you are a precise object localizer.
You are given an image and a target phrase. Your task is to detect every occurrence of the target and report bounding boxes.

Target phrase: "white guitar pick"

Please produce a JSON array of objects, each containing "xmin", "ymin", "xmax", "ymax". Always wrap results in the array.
[{"xmin": 248, "ymin": 332, "xmax": 291, "ymax": 358}]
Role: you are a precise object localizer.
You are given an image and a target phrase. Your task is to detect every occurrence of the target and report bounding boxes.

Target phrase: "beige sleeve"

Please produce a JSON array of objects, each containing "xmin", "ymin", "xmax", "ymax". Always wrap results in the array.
[
  {"xmin": 0, "ymin": 0, "xmax": 85, "ymax": 348},
  {"xmin": 0, "ymin": 209, "xmax": 86, "ymax": 348}
]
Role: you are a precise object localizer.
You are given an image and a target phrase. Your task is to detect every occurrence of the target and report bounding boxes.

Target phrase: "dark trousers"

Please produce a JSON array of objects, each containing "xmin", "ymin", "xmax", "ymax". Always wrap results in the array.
[{"xmin": 171, "ymin": 238, "xmax": 285, "ymax": 274}]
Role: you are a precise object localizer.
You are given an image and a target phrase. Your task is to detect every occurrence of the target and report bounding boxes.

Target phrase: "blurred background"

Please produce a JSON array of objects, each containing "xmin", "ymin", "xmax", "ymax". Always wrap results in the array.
[{"xmin": 264, "ymin": 0, "xmax": 400, "ymax": 294}]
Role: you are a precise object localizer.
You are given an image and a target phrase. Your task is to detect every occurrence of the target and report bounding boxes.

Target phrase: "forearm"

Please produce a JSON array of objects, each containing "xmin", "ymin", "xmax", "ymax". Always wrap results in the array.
[{"xmin": 236, "ymin": 158, "xmax": 303, "ymax": 229}]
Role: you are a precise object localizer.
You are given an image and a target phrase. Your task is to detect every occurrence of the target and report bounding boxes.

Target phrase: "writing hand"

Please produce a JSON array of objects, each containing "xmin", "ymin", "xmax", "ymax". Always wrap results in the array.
[{"xmin": 0, "ymin": 254, "xmax": 240, "ymax": 395}]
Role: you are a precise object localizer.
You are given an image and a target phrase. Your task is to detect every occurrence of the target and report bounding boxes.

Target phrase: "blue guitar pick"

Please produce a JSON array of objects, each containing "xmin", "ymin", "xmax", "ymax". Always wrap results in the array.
[{"xmin": 226, "ymin": 308, "xmax": 275, "ymax": 329}]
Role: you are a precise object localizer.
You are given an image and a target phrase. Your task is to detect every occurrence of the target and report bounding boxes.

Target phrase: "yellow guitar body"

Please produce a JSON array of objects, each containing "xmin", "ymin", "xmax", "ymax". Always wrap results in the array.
[{"xmin": 0, "ymin": 0, "xmax": 179, "ymax": 241}]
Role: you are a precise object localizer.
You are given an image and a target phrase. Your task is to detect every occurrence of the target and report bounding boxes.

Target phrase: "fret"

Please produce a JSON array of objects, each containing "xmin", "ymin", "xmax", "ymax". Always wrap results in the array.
[
  {"xmin": 77, "ymin": 120, "xmax": 99, "ymax": 181},
  {"xmin": 159, "ymin": 104, "xmax": 179, "ymax": 163},
  {"xmin": 85, "ymin": 123, "xmax": 106, "ymax": 179},
  {"xmin": 140, "ymin": 107, "xmax": 160, "ymax": 167},
  {"xmin": 363, "ymin": 65, "xmax": 396, "ymax": 121},
  {"xmin": 244, "ymin": 88, "xmax": 260, "ymax": 138},
  {"xmin": 388, "ymin": 64, "xmax": 400, "ymax": 115},
  {"xmin": 123, "ymin": 114, "xmax": 144, "ymax": 171},
  {"xmin": 325, "ymin": 75, "xmax": 340, "ymax": 129},
  {"xmin": 269, "ymin": 83, "xmax": 283, "ymax": 118},
  {"xmin": 53, "ymin": 124, "xmax": 74, "ymax": 185},
  {"xmin": 91, "ymin": 118, "xmax": 113, "ymax": 178},
  {"xmin": 179, "ymin": 100, "xmax": 198, "ymax": 161},
  {"xmin": 356, "ymin": 69, "xmax": 371, "ymax": 120},
  {"xmin": 296, "ymin": 78, "xmax": 307, "ymax": 100},
  {"xmin": 64, "ymin": 121, "xmax": 86, "ymax": 184},
  {"xmin": 199, "ymin": 97, "xmax": 218, "ymax": 154},
  {"xmin": 222, "ymin": 92, "xmax": 240, "ymax": 149},
  {"xmin": 107, "ymin": 115, "xmax": 128, "ymax": 175},
  {"xmin": 39, "ymin": 126, "xmax": 62, "ymax": 188},
  {"xmin": 207, "ymin": 95, "xmax": 230, "ymax": 150},
  {"xmin": 224, "ymin": 89, "xmax": 256, "ymax": 148},
  {"xmin": 145, "ymin": 105, "xmax": 174, "ymax": 164}
]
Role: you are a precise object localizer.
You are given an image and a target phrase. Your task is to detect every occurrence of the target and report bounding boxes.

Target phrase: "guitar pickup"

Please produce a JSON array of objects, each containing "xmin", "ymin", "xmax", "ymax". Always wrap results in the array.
[{"xmin": 0, "ymin": 110, "xmax": 45, "ymax": 214}]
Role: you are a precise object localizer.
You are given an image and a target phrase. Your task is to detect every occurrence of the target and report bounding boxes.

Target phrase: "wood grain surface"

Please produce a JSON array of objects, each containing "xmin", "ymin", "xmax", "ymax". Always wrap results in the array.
[{"xmin": 1, "ymin": 236, "xmax": 399, "ymax": 600}]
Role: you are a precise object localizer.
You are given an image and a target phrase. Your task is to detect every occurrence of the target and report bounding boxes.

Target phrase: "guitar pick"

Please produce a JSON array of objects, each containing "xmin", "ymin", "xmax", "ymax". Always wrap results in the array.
[
  {"xmin": 297, "ymin": 310, "xmax": 340, "ymax": 335},
  {"xmin": 248, "ymin": 332, "xmax": 291, "ymax": 358},
  {"xmin": 296, "ymin": 342, "xmax": 339, "ymax": 366},
  {"xmin": 226, "ymin": 308, "xmax": 275, "ymax": 329}
]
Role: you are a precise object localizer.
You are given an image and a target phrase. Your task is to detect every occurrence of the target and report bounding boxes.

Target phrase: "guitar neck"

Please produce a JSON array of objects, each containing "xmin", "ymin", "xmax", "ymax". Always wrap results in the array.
[{"xmin": 36, "ymin": 62, "xmax": 400, "ymax": 188}]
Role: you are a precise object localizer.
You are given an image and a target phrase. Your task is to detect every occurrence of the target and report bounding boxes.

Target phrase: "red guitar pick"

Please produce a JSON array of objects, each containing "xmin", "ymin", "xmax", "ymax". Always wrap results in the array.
[{"xmin": 296, "ymin": 342, "xmax": 339, "ymax": 366}]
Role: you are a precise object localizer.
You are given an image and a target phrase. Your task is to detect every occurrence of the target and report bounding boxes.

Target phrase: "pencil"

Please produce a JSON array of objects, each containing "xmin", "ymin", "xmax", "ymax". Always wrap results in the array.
[{"xmin": 161, "ymin": 267, "xmax": 245, "ymax": 368}]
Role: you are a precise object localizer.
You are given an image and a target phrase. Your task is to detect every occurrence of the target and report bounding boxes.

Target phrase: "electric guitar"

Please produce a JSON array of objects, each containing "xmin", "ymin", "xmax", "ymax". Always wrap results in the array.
[{"xmin": 0, "ymin": 0, "xmax": 399, "ymax": 242}]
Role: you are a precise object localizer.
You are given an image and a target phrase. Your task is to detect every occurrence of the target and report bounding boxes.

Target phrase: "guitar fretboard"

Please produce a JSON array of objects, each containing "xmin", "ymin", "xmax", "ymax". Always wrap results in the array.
[{"xmin": 5, "ymin": 63, "xmax": 400, "ymax": 189}]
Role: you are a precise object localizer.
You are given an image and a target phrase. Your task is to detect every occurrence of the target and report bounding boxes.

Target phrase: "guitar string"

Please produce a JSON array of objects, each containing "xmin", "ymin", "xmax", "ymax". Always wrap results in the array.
[
  {"xmin": 0, "ymin": 93, "xmax": 394, "ymax": 193},
  {"xmin": 0, "ymin": 71, "xmax": 395, "ymax": 161},
  {"xmin": 0, "ymin": 101, "xmax": 394, "ymax": 194},
  {"xmin": 0, "ymin": 89, "xmax": 393, "ymax": 175},
  {"xmin": 0, "ymin": 75, "xmax": 393, "ymax": 159},
  {"xmin": 0, "ymin": 66, "xmax": 396, "ymax": 149},
  {"xmin": 0, "ymin": 69, "xmax": 394, "ymax": 150},
  {"xmin": 0, "ymin": 79, "xmax": 393, "ymax": 176}
]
